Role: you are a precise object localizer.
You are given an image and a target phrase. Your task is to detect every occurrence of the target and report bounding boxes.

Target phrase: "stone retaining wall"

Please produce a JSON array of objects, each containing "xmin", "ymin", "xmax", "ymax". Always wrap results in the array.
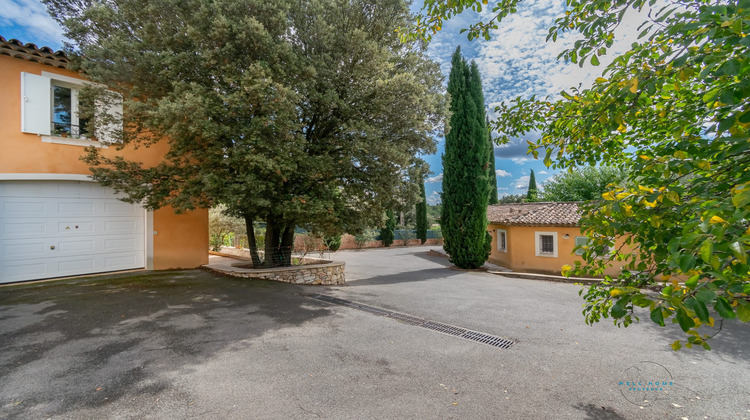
[
  {"xmin": 208, "ymin": 250, "xmax": 345, "ymax": 285},
  {"xmin": 221, "ymin": 261, "xmax": 346, "ymax": 285}
]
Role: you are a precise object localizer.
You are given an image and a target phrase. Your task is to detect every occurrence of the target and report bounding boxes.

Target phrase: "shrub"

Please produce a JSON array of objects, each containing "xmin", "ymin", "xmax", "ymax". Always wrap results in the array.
[
  {"xmin": 323, "ymin": 235, "xmax": 342, "ymax": 252},
  {"xmin": 354, "ymin": 230, "xmax": 375, "ymax": 249}
]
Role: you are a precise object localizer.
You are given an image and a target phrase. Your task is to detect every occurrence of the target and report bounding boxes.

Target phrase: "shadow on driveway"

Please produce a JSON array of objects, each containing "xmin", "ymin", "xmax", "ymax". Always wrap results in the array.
[
  {"xmin": 344, "ymin": 267, "xmax": 463, "ymax": 286},
  {"xmin": 0, "ymin": 270, "xmax": 331, "ymax": 418}
]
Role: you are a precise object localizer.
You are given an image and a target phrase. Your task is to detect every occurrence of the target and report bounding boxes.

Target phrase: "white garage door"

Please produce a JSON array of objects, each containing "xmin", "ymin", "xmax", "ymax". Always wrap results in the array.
[{"xmin": 0, "ymin": 180, "xmax": 145, "ymax": 283}]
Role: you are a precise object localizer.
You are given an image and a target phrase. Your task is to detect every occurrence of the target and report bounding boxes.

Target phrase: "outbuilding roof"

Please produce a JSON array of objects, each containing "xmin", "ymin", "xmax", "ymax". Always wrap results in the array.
[
  {"xmin": 0, "ymin": 35, "xmax": 69, "ymax": 69},
  {"xmin": 487, "ymin": 202, "xmax": 581, "ymax": 227}
]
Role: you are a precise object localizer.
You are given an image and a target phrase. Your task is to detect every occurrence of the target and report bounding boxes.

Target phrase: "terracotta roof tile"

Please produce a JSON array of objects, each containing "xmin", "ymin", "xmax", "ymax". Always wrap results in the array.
[
  {"xmin": 0, "ymin": 35, "xmax": 69, "ymax": 69},
  {"xmin": 487, "ymin": 202, "xmax": 581, "ymax": 226}
]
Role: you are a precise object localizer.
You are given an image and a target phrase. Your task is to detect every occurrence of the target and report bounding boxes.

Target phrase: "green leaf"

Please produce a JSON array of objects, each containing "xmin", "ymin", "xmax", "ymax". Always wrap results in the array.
[
  {"xmin": 737, "ymin": 301, "xmax": 750, "ymax": 322},
  {"xmin": 670, "ymin": 340, "xmax": 682, "ymax": 351},
  {"xmin": 700, "ymin": 239, "xmax": 713, "ymax": 263},
  {"xmin": 676, "ymin": 308, "xmax": 695, "ymax": 332},
  {"xmin": 591, "ymin": 55, "xmax": 600, "ymax": 66},
  {"xmin": 611, "ymin": 301, "xmax": 627, "ymax": 318},
  {"xmin": 650, "ymin": 306, "xmax": 665, "ymax": 326},
  {"xmin": 732, "ymin": 187, "xmax": 750, "ymax": 208},
  {"xmin": 696, "ymin": 289, "xmax": 716, "ymax": 304},
  {"xmin": 685, "ymin": 274, "xmax": 700, "ymax": 290},
  {"xmin": 685, "ymin": 298, "xmax": 709, "ymax": 323},
  {"xmin": 679, "ymin": 254, "xmax": 696, "ymax": 273},
  {"xmin": 714, "ymin": 297, "xmax": 736, "ymax": 319},
  {"xmin": 730, "ymin": 241, "xmax": 747, "ymax": 264}
]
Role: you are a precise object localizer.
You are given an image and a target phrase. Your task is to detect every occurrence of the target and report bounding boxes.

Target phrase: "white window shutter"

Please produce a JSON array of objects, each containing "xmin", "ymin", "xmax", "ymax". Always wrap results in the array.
[
  {"xmin": 95, "ymin": 92, "xmax": 123, "ymax": 143},
  {"xmin": 21, "ymin": 72, "xmax": 51, "ymax": 135}
]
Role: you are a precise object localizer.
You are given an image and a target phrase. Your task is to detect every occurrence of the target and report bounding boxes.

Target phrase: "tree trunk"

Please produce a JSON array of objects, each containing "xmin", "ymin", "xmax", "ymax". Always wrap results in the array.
[
  {"xmin": 264, "ymin": 217, "xmax": 282, "ymax": 268},
  {"xmin": 243, "ymin": 214, "xmax": 262, "ymax": 267},
  {"xmin": 280, "ymin": 225, "xmax": 295, "ymax": 266}
]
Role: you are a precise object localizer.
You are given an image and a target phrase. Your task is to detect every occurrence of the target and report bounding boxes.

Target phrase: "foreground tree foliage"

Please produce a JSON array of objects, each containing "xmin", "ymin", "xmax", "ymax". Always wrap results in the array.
[
  {"xmin": 47, "ymin": 0, "xmax": 445, "ymax": 267},
  {"xmin": 441, "ymin": 47, "xmax": 492, "ymax": 268},
  {"xmin": 408, "ymin": 0, "xmax": 750, "ymax": 349},
  {"xmin": 542, "ymin": 166, "xmax": 627, "ymax": 202}
]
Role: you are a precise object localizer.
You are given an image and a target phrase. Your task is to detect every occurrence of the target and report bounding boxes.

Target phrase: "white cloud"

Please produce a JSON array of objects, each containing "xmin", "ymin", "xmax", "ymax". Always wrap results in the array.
[
  {"xmin": 497, "ymin": 187, "xmax": 509, "ymax": 190},
  {"xmin": 473, "ymin": 0, "xmax": 662, "ymax": 104},
  {"xmin": 426, "ymin": 190, "xmax": 442, "ymax": 205},
  {"xmin": 513, "ymin": 175, "xmax": 531, "ymax": 190},
  {"xmin": 511, "ymin": 157, "xmax": 533, "ymax": 165},
  {"xmin": 538, "ymin": 171, "xmax": 549, "ymax": 175},
  {"xmin": 0, "ymin": 0, "xmax": 65, "ymax": 45},
  {"xmin": 495, "ymin": 169, "xmax": 511, "ymax": 177},
  {"xmin": 426, "ymin": 173, "xmax": 443, "ymax": 183}
]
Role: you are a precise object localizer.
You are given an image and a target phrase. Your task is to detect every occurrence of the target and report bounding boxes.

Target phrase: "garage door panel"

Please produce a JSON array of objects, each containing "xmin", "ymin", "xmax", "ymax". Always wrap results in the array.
[
  {"xmin": 103, "ymin": 219, "xmax": 140, "ymax": 234},
  {"xmin": 3, "ymin": 221, "xmax": 47, "ymax": 236},
  {"xmin": 2, "ymin": 240, "xmax": 47, "ymax": 259},
  {"xmin": 57, "ymin": 257, "xmax": 97, "ymax": 275},
  {"xmin": 103, "ymin": 201, "xmax": 141, "ymax": 216},
  {"xmin": 104, "ymin": 237, "xmax": 143, "ymax": 253},
  {"xmin": 0, "ymin": 182, "xmax": 49, "ymax": 197},
  {"xmin": 58, "ymin": 182, "xmax": 95, "ymax": 197},
  {"xmin": 0, "ymin": 180, "xmax": 146, "ymax": 283},
  {"xmin": 57, "ymin": 238, "xmax": 97, "ymax": 255},
  {"xmin": 57, "ymin": 221, "xmax": 96, "ymax": 234},
  {"xmin": 58, "ymin": 201, "xmax": 95, "ymax": 216},
  {"xmin": 104, "ymin": 253, "xmax": 143, "ymax": 271},
  {"xmin": 2, "ymin": 261, "xmax": 51, "ymax": 282},
  {"xmin": 2, "ymin": 200, "xmax": 47, "ymax": 217}
]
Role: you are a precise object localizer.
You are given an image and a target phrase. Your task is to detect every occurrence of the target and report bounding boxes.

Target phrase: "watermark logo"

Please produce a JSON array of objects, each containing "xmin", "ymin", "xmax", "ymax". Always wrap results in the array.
[{"xmin": 618, "ymin": 361, "xmax": 674, "ymax": 406}]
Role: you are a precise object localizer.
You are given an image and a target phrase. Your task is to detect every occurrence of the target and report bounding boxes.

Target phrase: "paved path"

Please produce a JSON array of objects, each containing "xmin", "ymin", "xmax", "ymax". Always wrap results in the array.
[{"xmin": 1, "ymin": 246, "xmax": 748, "ymax": 419}]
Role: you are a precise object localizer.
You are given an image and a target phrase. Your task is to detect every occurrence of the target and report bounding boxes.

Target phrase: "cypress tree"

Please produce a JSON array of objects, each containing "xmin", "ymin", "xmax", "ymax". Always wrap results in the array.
[
  {"xmin": 487, "ymin": 120, "xmax": 499, "ymax": 205},
  {"xmin": 416, "ymin": 183, "xmax": 428, "ymax": 244},
  {"xmin": 527, "ymin": 170, "xmax": 538, "ymax": 201},
  {"xmin": 380, "ymin": 210, "xmax": 396, "ymax": 247},
  {"xmin": 441, "ymin": 47, "xmax": 492, "ymax": 268}
]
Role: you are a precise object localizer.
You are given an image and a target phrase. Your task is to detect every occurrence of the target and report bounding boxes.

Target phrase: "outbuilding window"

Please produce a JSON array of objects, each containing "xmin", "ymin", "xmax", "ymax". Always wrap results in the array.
[
  {"xmin": 496, "ymin": 229, "xmax": 507, "ymax": 252},
  {"xmin": 535, "ymin": 231, "xmax": 558, "ymax": 258}
]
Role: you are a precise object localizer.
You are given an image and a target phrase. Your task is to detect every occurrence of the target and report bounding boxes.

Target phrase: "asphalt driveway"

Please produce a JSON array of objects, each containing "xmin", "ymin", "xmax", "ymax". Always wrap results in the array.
[{"xmin": 1, "ymin": 247, "xmax": 748, "ymax": 419}]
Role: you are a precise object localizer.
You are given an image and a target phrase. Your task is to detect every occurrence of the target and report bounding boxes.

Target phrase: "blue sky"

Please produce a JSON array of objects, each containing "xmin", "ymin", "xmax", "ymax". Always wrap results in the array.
[{"xmin": 0, "ymin": 0, "xmax": 644, "ymax": 204}]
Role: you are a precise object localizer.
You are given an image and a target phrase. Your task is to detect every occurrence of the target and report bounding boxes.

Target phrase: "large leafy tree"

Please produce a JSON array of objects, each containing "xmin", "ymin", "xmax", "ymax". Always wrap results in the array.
[
  {"xmin": 407, "ymin": 0, "xmax": 750, "ymax": 349},
  {"xmin": 542, "ymin": 166, "xmax": 627, "ymax": 202},
  {"xmin": 441, "ymin": 47, "xmax": 492, "ymax": 268},
  {"xmin": 46, "ymin": 0, "xmax": 445, "ymax": 267}
]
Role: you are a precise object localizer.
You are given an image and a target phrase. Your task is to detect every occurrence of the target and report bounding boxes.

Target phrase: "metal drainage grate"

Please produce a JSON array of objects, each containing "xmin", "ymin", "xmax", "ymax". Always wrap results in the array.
[
  {"xmin": 422, "ymin": 321, "xmax": 467, "ymax": 337},
  {"xmin": 461, "ymin": 330, "xmax": 514, "ymax": 349},
  {"xmin": 386, "ymin": 312, "xmax": 427, "ymax": 326},
  {"xmin": 306, "ymin": 294, "xmax": 514, "ymax": 350},
  {"xmin": 354, "ymin": 304, "xmax": 392, "ymax": 317}
]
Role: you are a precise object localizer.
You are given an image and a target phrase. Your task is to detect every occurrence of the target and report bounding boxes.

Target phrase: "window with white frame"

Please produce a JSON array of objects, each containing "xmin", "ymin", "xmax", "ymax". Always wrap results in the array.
[
  {"xmin": 496, "ymin": 229, "xmax": 507, "ymax": 252},
  {"xmin": 21, "ymin": 71, "xmax": 121, "ymax": 145},
  {"xmin": 535, "ymin": 231, "xmax": 558, "ymax": 257}
]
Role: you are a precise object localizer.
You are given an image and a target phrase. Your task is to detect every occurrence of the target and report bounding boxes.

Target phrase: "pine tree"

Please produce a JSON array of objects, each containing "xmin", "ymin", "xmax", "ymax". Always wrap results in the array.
[
  {"xmin": 527, "ymin": 170, "xmax": 538, "ymax": 201},
  {"xmin": 416, "ymin": 183, "xmax": 428, "ymax": 244},
  {"xmin": 380, "ymin": 210, "xmax": 396, "ymax": 247},
  {"xmin": 440, "ymin": 47, "xmax": 491, "ymax": 268},
  {"xmin": 487, "ymin": 119, "xmax": 499, "ymax": 205}
]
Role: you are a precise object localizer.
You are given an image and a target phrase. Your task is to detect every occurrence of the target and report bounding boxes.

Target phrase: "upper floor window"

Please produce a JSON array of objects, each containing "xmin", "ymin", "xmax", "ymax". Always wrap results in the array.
[
  {"xmin": 52, "ymin": 83, "xmax": 89, "ymax": 138},
  {"xmin": 21, "ymin": 71, "xmax": 121, "ymax": 145}
]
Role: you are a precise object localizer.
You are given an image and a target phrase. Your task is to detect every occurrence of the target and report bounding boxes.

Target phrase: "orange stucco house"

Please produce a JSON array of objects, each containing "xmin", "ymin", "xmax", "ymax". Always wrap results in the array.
[
  {"xmin": 0, "ymin": 36, "xmax": 208, "ymax": 284},
  {"xmin": 487, "ymin": 202, "xmax": 622, "ymax": 277}
]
